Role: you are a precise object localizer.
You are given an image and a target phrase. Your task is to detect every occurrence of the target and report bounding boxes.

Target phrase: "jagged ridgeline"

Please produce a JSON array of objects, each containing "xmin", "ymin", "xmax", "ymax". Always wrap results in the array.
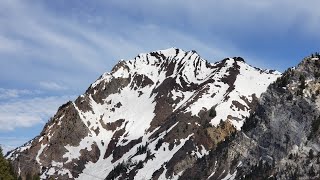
[{"xmin": 7, "ymin": 48, "xmax": 280, "ymax": 180}]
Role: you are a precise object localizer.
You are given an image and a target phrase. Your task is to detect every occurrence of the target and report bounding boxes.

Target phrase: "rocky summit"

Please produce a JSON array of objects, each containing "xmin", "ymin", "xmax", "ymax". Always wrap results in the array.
[{"xmin": 7, "ymin": 48, "xmax": 282, "ymax": 180}]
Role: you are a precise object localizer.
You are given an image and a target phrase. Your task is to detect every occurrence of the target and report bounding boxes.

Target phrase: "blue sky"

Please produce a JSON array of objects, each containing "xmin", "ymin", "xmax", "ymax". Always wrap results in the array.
[{"xmin": 0, "ymin": 0, "xmax": 320, "ymax": 153}]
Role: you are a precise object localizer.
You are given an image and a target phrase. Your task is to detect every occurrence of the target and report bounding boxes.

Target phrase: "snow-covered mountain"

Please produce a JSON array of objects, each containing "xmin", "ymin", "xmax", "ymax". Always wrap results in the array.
[{"xmin": 7, "ymin": 48, "xmax": 280, "ymax": 179}]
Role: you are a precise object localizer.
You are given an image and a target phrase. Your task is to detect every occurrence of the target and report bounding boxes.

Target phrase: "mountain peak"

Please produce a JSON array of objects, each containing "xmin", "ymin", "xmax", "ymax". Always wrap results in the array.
[
  {"xmin": 156, "ymin": 47, "xmax": 182, "ymax": 55},
  {"xmin": 8, "ymin": 48, "xmax": 281, "ymax": 180},
  {"xmin": 233, "ymin": 56, "xmax": 245, "ymax": 63}
]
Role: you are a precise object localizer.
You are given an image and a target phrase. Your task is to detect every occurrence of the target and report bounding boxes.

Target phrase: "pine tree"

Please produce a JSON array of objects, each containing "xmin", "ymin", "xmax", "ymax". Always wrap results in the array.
[
  {"xmin": 209, "ymin": 107, "xmax": 216, "ymax": 118},
  {"xmin": 33, "ymin": 174, "xmax": 40, "ymax": 180},
  {"xmin": 299, "ymin": 74, "xmax": 306, "ymax": 89},
  {"xmin": 309, "ymin": 165, "xmax": 316, "ymax": 177},
  {"xmin": 26, "ymin": 172, "xmax": 33, "ymax": 180},
  {"xmin": 0, "ymin": 146, "xmax": 15, "ymax": 180},
  {"xmin": 309, "ymin": 149, "xmax": 314, "ymax": 159}
]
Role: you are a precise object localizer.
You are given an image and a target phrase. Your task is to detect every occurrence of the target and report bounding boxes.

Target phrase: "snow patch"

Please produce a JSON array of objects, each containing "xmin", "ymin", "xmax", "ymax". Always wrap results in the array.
[{"xmin": 36, "ymin": 143, "xmax": 46, "ymax": 164}]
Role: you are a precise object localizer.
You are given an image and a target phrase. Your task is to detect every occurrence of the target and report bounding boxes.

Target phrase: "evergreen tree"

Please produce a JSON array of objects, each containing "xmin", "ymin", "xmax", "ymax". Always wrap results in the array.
[
  {"xmin": 33, "ymin": 174, "xmax": 40, "ymax": 180},
  {"xmin": 309, "ymin": 149, "xmax": 314, "ymax": 159},
  {"xmin": 0, "ymin": 146, "xmax": 15, "ymax": 180},
  {"xmin": 299, "ymin": 75, "xmax": 306, "ymax": 89},
  {"xmin": 209, "ymin": 107, "xmax": 216, "ymax": 118},
  {"xmin": 25, "ymin": 172, "xmax": 34, "ymax": 180},
  {"xmin": 309, "ymin": 165, "xmax": 316, "ymax": 177},
  {"xmin": 8, "ymin": 160, "xmax": 18, "ymax": 180}
]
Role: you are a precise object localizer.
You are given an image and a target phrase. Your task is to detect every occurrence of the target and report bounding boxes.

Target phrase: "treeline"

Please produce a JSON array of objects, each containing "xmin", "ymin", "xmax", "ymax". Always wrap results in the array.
[
  {"xmin": 0, "ymin": 146, "xmax": 16, "ymax": 180},
  {"xmin": 0, "ymin": 146, "xmax": 41, "ymax": 180}
]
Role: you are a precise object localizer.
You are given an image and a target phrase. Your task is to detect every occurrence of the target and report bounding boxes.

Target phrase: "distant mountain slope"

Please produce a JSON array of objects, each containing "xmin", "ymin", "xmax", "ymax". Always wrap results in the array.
[{"xmin": 7, "ymin": 48, "xmax": 280, "ymax": 180}]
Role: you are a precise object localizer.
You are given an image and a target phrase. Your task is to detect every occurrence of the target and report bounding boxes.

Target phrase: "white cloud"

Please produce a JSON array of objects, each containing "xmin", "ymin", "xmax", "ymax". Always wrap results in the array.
[
  {"xmin": 0, "ymin": 0, "xmax": 109, "ymax": 73},
  {"xmin": 105, "ymin": 0, "xmax": 320, "ymax": 36},
  {"xmin": 0, "ymin": 95, "xmax": 74, "ymax": 131},
  {"xmin": 39, "ymin": 81, "xmax": 67, "ymax": 91},
  {"xmin": 0, "ymin": 88, "xmax": 40, "ymax": 99}
]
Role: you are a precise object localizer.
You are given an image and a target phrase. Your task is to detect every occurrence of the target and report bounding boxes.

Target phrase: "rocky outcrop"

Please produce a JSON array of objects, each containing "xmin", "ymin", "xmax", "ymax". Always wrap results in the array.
[{"xmin": 180, "ymin": 55, "xmax": 320, "ymax": 180}]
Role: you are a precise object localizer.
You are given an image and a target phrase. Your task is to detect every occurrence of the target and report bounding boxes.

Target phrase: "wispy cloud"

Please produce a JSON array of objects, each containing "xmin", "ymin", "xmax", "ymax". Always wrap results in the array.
[
  {"xmin": 0, "ymin": 2, "xmax": 106, "ymax": 72},
  {"xmin": 0, "ymin": 88, "xmax": 41, "ymax": 100},
  {"xmin": 105, "ymin": 0, "xmax": 320, "ymax": 36},
  {"xmin": 0, "ymin": 0, "xmax": 145, "ymax": 92},
  {"xmin": 39, "ymin": 81, "xmax": 67, "ymax": 91},
  {"xmin": 0, "ymin": 95, "xmax": 74, "ymax": 131}
]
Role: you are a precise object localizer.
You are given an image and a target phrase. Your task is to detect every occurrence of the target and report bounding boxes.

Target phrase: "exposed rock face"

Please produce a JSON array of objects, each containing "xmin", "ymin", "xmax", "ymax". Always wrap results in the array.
[
  {"xmin": 6, "ymin": 48, "xmax": 280, "ymax": 180},
  {"xmin": 180, "ymin": 56, "xmax": 320, "ymax": 180}
]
